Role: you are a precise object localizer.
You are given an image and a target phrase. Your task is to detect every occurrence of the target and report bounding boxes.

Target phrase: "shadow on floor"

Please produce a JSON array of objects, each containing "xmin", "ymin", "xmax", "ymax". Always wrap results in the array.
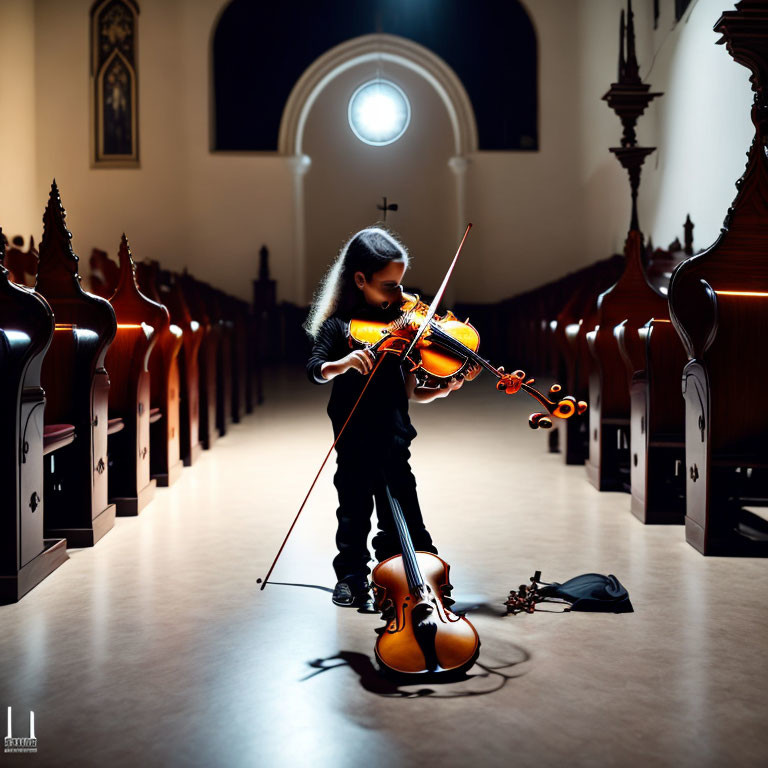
[
  {"xmin": 300, "ymin": 648, "xmax": 529, "ymax": 698},
  {"xmin": 264, "ymin": 580, "xmax": 334, "ymax": 593}
]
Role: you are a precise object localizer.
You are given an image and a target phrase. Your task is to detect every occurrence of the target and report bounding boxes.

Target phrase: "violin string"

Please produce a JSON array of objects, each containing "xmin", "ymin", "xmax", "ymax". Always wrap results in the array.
[
  {"xmin": 426, "ymin": 323, "xmax": 499, "ymax": 377},
  {"xmin": 392, "ymin": 494, "xmax": 416, "ymax": 589},
  {"xmin": 425, "ymin": 323, "xmax": 558, "ymax": 412},
  {"xmin": 387, "ymin": 485, "xmax": 423, "ymax": 594}
]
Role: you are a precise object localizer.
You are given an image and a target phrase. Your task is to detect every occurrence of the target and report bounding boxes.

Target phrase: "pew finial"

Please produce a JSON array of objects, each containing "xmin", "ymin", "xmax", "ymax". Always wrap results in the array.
[
  {"xmin": 39, "ymin": 180, "xmax": 81, "ymax": 288},
  {"xmin": 115, "ymin": 233, "xmax": 141, "ymax": 296}
]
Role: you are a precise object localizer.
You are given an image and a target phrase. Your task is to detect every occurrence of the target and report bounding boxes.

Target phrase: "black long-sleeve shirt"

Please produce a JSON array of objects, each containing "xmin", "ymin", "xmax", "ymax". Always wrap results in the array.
[{"xmin": 306, "ymin": 309, "xmax": 417, "ymax": 452}]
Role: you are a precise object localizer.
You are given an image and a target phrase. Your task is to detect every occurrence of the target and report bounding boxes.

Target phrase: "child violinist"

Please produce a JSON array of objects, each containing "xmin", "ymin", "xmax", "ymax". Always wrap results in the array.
[{"xmin": 305, "ymin": 227, "xmax": 474, "ymax": 607}]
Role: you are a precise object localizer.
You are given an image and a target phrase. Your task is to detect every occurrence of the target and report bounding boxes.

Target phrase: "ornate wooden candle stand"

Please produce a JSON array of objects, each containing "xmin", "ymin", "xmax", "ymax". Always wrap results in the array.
[{"xmin": 602, "ymin": 0, "xmax": 663, "ymax": 231}]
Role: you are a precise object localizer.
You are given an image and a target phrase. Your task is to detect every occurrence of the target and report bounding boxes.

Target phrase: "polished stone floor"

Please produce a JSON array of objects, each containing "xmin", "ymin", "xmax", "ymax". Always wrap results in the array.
[{"xmin": 2, "ymin": 366, "xmax": 767, "ymax": 768}]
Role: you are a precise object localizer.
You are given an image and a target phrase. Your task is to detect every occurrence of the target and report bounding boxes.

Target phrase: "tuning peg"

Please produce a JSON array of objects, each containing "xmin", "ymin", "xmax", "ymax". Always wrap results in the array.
[
  {"xmin": 553, "ymin": 396, "xmax": 577, "ymax": 419},
  {"xmin": 549, "ymin": 383, "xmax": 562, "ymax": 395}
]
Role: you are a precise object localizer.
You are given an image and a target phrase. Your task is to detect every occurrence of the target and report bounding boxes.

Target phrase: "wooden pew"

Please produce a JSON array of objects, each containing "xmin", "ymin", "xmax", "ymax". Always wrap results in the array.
[
  {"xmin": 179, "ymin": 273, "xmax": 219, "ymax": 450},
  {"xmin": 228, "ymin": 296, "xmax": 250, "ymax": 423},
  {"xmin": 157, "ymin": 269, "xmax": 203, "ymax": 466},
  {"xmin": 585, "ymin": 230, "xmax": 668, "ymax": 491},
  {"xmin": 0, "ymin": 232, "xmax": 68, "ymax": 603},
  {"xmin": 32, "ymin": 182, "xmax": 119, "ymax": 546},
  {"xmin": 89, "ymin": 248, "xmax": 119, "ymax": 299},
  {"xmin": 616, "ymin": 317, "xmax": 687, "ymax": 523},
  {"xmin": 105, "ymin": 236, "xmax": 168, "ymax": 515},
  {"xmin": 667, "ymin": 0, "xmax": 768, "ymax": 554},
  {"xmin": 4, "ymin": 235, "xmax": 38, "ymax": 287},
  {"xmin": 615, "ymin": 228, "xmax": 693, "ymax": 524},
  {"xmin": 646, "ymin": 217, "xmax": 693, "ymax": 294},
  {"xmin": 136, "ymin": 261, "xmax": 184, "ymax": 487},
  {"xmin": 551, "ymin": 256, "xmax": 624, "ymax": 464},
  {"xmin": 252, "ymin": 244, "xmax": 277, "ymax": 405},
  {"xmin": 203, "ymin": 284, "xmax": 233, "ymax": 437}
]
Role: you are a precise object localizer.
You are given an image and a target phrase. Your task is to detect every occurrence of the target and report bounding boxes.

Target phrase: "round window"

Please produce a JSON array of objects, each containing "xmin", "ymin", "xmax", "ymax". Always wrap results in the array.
[{"xmin": 348, "ymin": 79, "xmax": 411, "ymax": 146}]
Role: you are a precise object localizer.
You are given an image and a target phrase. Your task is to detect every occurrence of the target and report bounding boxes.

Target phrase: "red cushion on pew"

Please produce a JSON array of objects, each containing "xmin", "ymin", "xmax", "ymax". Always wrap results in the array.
[
  {"xmin": 149, "ymin": 407, "xmax": 162, "ymax": 424},
  {"xmin": 107, "ymin": 417, "xmax": 124, "ymax": 435},
  {"xmin": 43, "ymin": 424, "xmax": 76, "ymax": 455}
]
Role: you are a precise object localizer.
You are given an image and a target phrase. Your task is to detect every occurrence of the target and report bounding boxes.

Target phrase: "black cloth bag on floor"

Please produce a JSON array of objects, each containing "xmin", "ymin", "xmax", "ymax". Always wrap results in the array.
[
  {"xmin": 506, "ymin": 571, "xmax": 633, "ymax": 614},
  {"xmin": 538, "ymin": 573, "xmax": 633, "ymax": 613}
]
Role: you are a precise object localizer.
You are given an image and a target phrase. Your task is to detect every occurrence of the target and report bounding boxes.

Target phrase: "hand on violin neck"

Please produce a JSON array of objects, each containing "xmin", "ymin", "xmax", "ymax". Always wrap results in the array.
[
  {"xmin": 443, "ymin": 376, "xmax": 466, "ymax": 392},
  {"xmin": 408, "ymin": 372, "xmax": 466, "ymax": 403}
]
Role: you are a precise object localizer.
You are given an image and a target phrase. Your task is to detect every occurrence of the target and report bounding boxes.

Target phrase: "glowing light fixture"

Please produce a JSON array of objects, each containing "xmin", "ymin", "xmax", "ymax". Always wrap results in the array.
[{"xmin": 348, "ymin": 79, "xmax": 411, "ymax": 146}]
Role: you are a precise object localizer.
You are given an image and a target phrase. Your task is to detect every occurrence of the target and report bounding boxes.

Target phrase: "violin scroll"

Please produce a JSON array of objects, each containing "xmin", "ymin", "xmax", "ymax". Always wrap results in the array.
[{"xmin": 496, "ymin": 372, "xmax": 587, "ymax": 429}]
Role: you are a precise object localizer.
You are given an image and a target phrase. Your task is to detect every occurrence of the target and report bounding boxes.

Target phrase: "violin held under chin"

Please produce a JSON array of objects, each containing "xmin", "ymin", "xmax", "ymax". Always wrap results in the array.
[{"xmin": 347, "ymin": 292, "xmax": 587, "ymax": 429}]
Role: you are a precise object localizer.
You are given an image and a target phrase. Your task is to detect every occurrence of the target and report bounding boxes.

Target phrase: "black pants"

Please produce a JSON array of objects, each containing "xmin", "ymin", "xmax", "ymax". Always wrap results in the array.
[{"xmin": 332, "ymin": 442, "xmax": 437, "ymax": 590}]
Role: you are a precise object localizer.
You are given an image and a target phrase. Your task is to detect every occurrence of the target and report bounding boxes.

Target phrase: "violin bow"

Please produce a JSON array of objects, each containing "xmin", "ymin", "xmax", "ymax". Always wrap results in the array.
[
  {"xmin": 259, "ymin": 226, "xmax": 475, "ymax": 590},
  {"xmin": 258, "ymin": 353, "xmax": 387, "ymax": 590},
  {"xmin": 399, "ymin": 223, "xmax": 472, "ymax": 363}
]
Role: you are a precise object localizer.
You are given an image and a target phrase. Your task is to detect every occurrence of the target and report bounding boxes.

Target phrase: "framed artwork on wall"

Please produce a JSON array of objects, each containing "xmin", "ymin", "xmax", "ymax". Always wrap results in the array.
[{"xmin": 91, "ymin": 0, "xmax": 140, "ymax": 167}]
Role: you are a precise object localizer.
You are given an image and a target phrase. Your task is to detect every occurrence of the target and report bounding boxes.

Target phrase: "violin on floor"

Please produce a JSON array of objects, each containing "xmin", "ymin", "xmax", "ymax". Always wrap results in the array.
[{"xmin": 372, "ymin": 485, "xmax": 479, "ymax": 676}]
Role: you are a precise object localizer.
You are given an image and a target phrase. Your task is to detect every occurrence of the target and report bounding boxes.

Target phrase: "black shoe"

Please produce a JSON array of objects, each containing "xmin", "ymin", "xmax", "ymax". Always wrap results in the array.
[{"xmin": 332, "ymin": 580, "xmax": 369, "ymax": 607}]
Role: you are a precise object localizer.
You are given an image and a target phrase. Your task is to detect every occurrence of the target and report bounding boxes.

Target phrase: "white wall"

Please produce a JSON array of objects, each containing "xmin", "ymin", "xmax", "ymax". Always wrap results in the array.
[
  {"xmin": 463, "ymin": 0, "xmax": 585, "ymax": 302},
  {"xmin": 0, "ymin": 0, "xmax": 38, "ymax": 244}
]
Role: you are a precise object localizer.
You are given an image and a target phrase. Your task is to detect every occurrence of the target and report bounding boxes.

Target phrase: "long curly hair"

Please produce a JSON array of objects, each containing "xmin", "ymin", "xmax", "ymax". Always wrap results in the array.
[{"xmin": 303, "ymin": 227, "xmax": 409, "ymax": 339}]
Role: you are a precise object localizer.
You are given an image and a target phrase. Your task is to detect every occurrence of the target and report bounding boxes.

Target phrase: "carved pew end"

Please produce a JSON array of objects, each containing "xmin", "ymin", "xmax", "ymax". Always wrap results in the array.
[
  {"xmin": 109, "ymin": 481, "xmax": 157, "ymax": 517},
  {"xmin": 43, "ymin": 427, "xmax": 118, "ymax": 548},
  {"xmin": 0, "ymin": 539, "xmax": 69, "ymax": 605}
]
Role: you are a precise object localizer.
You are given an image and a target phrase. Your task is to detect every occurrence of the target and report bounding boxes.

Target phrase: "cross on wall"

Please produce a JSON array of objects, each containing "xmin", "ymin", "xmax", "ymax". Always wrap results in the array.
[{"xmin": 376, "ymin": 196, "xmax": 398, "ymax": 222}]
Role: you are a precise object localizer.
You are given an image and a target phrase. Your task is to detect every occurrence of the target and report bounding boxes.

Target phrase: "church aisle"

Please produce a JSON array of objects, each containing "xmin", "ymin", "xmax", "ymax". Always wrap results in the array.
[{"xmin": 2, "ymin": 365, "xmax": 767, "ymax": 768}]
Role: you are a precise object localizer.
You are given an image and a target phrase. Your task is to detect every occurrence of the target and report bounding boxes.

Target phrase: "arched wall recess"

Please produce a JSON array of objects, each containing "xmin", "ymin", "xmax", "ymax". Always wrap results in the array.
[
  {"xmin": 279, "ymin": 34, "xmax": 477, "ymax": 157},
  {"xmin": 279, "ymin": 34, "xmax": 478, "ymax": 303}
]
